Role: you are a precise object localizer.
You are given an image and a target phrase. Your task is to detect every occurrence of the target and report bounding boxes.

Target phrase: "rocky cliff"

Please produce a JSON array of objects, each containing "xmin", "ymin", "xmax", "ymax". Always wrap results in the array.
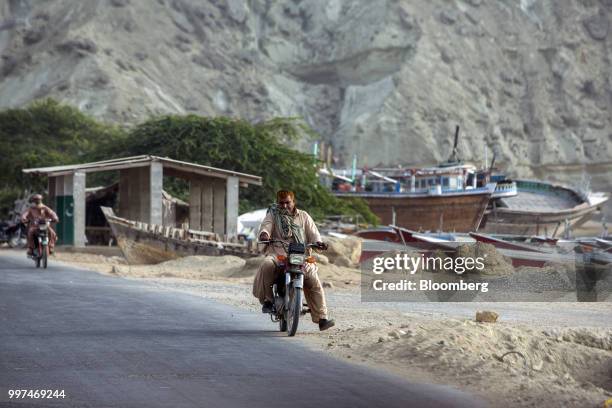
[{"xmin": 0, "ymin": 0, "xmax": 610, "ymax": 203}]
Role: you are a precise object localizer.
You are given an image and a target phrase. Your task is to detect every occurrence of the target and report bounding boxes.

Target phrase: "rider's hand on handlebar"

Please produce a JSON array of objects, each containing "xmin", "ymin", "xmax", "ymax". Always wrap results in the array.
[{"xmin": 315, "ymin": 241, "xmax": 328, "ymax": 250}]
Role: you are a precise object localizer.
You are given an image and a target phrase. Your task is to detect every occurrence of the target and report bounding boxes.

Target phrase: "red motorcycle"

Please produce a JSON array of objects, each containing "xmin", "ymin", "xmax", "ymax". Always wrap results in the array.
[
  {"xmin": 29, "ymin": 219, "xmax": 52, "ymax": 269},
  {"xmin": 258, "ymin": 240, "xmax": 327, "ymax": 336}
]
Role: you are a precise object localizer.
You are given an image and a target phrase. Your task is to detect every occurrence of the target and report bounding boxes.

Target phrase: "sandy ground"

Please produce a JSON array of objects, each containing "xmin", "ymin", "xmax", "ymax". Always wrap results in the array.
[
  {"xmin": 6, "ymin": 248, "xmax": 611, "ymax": 408},
  {"xmin": 574, "ymin": 219, "xmax": 609, "ymax": 238}
]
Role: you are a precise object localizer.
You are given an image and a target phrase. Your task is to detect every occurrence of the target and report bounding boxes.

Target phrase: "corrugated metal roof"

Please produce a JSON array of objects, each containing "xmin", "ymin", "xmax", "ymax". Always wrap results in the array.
[{"xmin": 23, "ymin": 155, "xmax": 262, "ymax": 185}]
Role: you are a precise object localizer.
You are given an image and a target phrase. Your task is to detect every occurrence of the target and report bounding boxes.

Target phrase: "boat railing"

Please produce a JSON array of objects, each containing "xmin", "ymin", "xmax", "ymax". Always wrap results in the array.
[
  {"xmin": 493, "ymin": 180, "xmax": 518, "ymax": 197},
  {"xmin": 333, "ymin": 185, "xmax": 494, "ymax": 196},
  {"xmin": 101, "ymin": 206, "xmax": 258, "ymax": 256}
]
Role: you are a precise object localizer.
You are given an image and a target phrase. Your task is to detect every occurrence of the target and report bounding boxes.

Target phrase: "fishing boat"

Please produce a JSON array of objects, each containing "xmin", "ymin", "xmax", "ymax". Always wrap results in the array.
[
  {"xmin": 355, "ymin": 225, "xmax": 580, "ymax": 268},
  {"xmin": 481, "ymin": 179, "xmax": 609, "ymax": 237},
  {"xmin": 321, "ymin": 125, "xmax": 608, "ymax": 236},
  {"xmin": 101, "ymin": 207, "xmax": 257, "ymax": 264},
  {"xmin": 324, "ymin": 127, "xmax": 498, "ymax": 233},
  {"xmin": 328, "ymin": 158, "xmax": 496, "ymax": 233}
]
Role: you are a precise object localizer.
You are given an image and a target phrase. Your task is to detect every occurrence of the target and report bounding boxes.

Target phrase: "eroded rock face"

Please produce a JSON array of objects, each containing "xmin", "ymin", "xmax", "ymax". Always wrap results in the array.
[{"xmin": 0, "ymin": 0, "xmax": 610, "ymax": 206}]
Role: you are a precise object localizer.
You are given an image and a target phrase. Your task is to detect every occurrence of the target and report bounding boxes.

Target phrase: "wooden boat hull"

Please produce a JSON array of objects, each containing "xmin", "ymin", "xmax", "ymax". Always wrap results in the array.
[
  {"xmin": 482, "ymin": 181, "xmax": 609, "ymax": 237},
  {"xmin": 482, "ymin": 203, "xmax": 600, "ymax": 236},
  {"xmin": 337, "ymin": 188, "xmax": 493, "ymax": 233},
  {"xmin": 357, "ymin": 227, "xmax": 576, "ymax": 268},
  {"xmin": 101, "ymin": 207, "xmax": 256, "ymax": 265}
]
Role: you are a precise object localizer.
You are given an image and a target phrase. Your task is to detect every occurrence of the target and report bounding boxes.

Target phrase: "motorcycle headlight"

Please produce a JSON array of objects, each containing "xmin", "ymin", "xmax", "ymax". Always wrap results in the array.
[
  {"xmin": 289, "ymin": 254, "xmax": 305, "ymax": 265},
  {"xmin": 39, "ymin": 225, "xmax": 48, "ymax": 230}
]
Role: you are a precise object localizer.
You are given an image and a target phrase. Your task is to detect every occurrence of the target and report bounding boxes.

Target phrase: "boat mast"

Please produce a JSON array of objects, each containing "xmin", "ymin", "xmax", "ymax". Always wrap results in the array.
[
  {"xmin": 484, "ymin": 145, "xmax": 487, "ymax": 171},
  {"xmin": 447, "ymin": 125, "xmax": 461, "ymax": 164},
  {"xmin": 351, "ymin": 154, "xmax": 357, "ymax": 192}
]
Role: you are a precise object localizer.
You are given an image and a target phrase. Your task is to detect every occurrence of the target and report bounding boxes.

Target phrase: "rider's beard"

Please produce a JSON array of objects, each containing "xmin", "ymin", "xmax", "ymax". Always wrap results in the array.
[
  {"xmin": 35, "ymin": 202, "xmax": 43, "ymax": 209},
  {"xmin": 278, "ymin": 207, "xmax": 291, "ymax": 216}
]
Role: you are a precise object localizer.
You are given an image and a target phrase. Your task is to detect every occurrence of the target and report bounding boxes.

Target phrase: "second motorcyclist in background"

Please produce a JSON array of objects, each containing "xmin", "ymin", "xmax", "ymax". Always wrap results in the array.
[{"xmin": 21, "ymin": 194, "xmax": 59, "ymax": 256}]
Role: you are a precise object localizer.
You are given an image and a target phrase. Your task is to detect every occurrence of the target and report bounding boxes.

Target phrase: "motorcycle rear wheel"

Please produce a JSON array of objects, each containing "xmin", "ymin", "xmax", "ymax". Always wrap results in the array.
[{"xmin": 286, "ymin": 287, "xmax": 302, "ymax": 337}]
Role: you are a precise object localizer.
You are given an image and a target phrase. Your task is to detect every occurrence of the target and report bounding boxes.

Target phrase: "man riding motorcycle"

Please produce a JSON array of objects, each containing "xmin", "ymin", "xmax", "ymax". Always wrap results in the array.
[
  {"xmin": 252, "ymin": 190, "xmax": 335, "ymax": 331},
  {"xmin": 21, "ymin": 194, "xmax": 59, "ymax": 256}
]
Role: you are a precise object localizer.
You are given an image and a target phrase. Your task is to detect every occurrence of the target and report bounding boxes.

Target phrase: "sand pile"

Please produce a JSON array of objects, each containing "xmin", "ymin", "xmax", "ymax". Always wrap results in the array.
[
  {"xmin": 323, "ymin": 236, "xmax": 362, "ymax": 268},
  {"xmin": 50, "ymin": 251, "xmax": 126, "ymax": 274},
  {"xmin": 455, "ymin": 242, "xmax": 515, "ymax": 276},
  {"xmin": 110, "ymin": 255, "xmax": 246, "ymax": 280},
  {"xmin": 52, "ymin": 252, "xmax": 126, "ymax": 266},
  {"xmin": 50, "ymin": 232, "xmax": 364, "ymax": 282},
  {"xmin": 230, "ymin": 256, "xmax": 266, "ymax": 278},
  {"xmin": 232, "ymin": 255, "xmax": 361, "ymax": 287},
  {"xmin": 105, "ymin": 253, "xmax": 361, "ymax": 288},
  {"xmin": 52, "ymin": 249, "xmax": 362, "ymax": 287},
  {"xmin": 316, "ymin": 263, "xmax": 362, "ymax": 286},
  {"xmin": 315, "ymin": 318, "xmax": 612, "ymax": 408}
]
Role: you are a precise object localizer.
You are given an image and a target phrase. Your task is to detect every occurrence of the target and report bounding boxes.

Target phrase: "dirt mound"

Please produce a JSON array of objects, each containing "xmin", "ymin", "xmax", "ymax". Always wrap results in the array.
[
  {"xmin": 52, "ymin": 252, "xmax": 126, "ymax": 266},
  {"xmin": 323, "ymin": 236, "xmax": 362, "ymax": 267},
  {"xmin": 232, "ymin": 256, "xmax": 266, "ymax": 278},
  {"xmin": 232, "ymin": 254, "xmax": 360, "ymax": 286},
  {"xmin": 103, "ymin": 253, "xmax": 361, "ymax": 287},
  {"xmin": 111, "ymin": 255, "xmax": 246, "ymax": 280},
  {"xmin": 319, "ymin": 318, "xmax": 612, "ymax": 408},
  {"xmin": 371, "ymin": 244, "xmax": 514, "ymax": 276},
  {"xmin": 455, "ymin": 242, "xmax": 514, "ymax": 276}
]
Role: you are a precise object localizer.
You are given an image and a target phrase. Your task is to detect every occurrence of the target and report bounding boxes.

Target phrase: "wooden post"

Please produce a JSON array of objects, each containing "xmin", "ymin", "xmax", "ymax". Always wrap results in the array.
[
  {"xmin": 226, "ymin": 176, "xmax": 239, "ymax": 239},
  {"xmin": 139, "ymin": 166, "xmax": 151, "ymax": 224},
  {"xmin": 150, "ymin": 161, "xmax": 163, "ymax": 226},
  {"xmin": 212, "ymin": 179, "xmax": 225, "ymax": 235},
  {"xmin": 202, "ymin": 181, "xmax": 213, "ymax": 232},
  {"xmin": 118, "ymin": 169, "xmax": 130, "ymax": 219},
  {"xmin": 127, "ymin": 168, "xmax": 142, "ymax": 221},
  {"xmin": 189, "ymin": 180, "xmax": 202, "ymax": 230},
  {"xmin": 72, "ymin": 172, "xmax": 86, "ymax": 247}
]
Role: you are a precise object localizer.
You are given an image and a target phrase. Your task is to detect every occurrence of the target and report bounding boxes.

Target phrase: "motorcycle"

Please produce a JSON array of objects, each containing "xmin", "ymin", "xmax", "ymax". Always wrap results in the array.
[
  {"xmin": 258, "ymin": 240, "xmax": 327, "ymax": 336},
  {"xmin": 0, "ymin": 221, "xmax": 27, "ymax": 248},
  {"xmin": 29, "ymin": 219, "xmax": 52, "ymax": 269},
  {"xmin": 1, "ymin": 196, "xmax": 30, "ymax": 248}
]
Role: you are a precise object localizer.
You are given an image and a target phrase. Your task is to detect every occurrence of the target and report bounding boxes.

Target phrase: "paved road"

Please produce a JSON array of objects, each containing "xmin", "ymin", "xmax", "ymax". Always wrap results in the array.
[{"xmin": 0, "ymin": 252, "xmax": 487, "ymax": 408}]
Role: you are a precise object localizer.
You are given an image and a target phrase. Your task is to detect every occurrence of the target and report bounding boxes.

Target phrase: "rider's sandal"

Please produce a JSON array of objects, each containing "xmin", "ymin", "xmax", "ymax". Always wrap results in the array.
[{"xmin": 318, "ymin": 319, "xmax": 335, "ymax": 331}]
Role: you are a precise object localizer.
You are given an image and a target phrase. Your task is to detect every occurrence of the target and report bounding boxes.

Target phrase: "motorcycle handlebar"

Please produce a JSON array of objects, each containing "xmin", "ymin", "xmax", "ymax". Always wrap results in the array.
[
  {"xmin": 22, "ymin": 219, "xmax": 55, "ymax": 226},
  {"xmin": 257, "ymin": 240, "xmax": 327, "ymax": 250}
]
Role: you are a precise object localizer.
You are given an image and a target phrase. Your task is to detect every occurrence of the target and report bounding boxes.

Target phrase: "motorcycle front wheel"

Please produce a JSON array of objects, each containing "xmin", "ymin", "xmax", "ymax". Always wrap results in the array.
[
  {"xmin": 286, "ymin": 287, "xmax": 302, "ymax": 337},
  {"xmin": 279, "ymin": 316, "xmax": 287, "ymax": 332},
  {"xmin": 42, "ymin": 246, "xmax": 48, "ymax": 269}
]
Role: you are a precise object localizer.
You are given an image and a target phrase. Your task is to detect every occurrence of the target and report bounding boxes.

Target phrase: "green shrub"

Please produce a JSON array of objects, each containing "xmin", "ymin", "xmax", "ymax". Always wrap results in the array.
[
  {"xmin": 0, "ymin": 99, "xmax": 124, "ymax": 215},
  {"xmin": 0, "ymin": 100, "xmax": 378, "ymax": 224},
  {"xmin": 102, "ymin": 115, "xmax": 377, "ymax": 223}
]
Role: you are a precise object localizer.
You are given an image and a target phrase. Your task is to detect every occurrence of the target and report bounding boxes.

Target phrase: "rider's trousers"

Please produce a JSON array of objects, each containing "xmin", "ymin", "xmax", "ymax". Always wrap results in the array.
[
  {"xmin": 252, "ymin": 256, "xmax": 328, "ymax": 323},
  {"xmin": 27, "ymin": 226, "xmax": 57, "ymax": 251}
]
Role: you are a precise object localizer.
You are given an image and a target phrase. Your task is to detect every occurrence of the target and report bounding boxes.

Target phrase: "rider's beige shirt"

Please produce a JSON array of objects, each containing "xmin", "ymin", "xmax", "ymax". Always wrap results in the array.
[
  {"xmin": 21, "ymin": 205, "xmax": 59, "ymax": 226},
  {"xmin": 258, "ymin": 208, "xmax": 322, "ymax": 257}
]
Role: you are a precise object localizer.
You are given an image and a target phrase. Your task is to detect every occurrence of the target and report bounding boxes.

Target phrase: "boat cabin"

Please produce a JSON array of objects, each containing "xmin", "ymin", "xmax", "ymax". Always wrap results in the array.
[{"xmin": 326, "ymin": 164, "xmax": 480, "ymax": 195}]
